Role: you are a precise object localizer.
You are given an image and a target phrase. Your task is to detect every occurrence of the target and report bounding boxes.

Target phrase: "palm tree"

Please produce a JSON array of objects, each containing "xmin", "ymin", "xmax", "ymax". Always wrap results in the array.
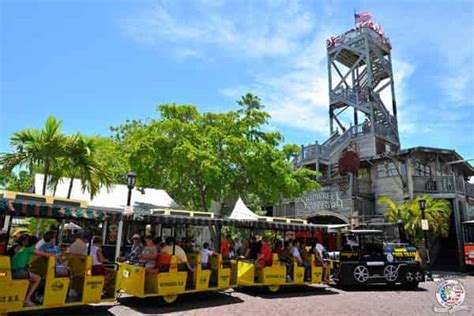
[
  {"xmin": 49, "ymin": 134, "xmax": 113, "ymax": 199},
  {"xmin": 378, "ymin": 194, "xmax": 451, "ymax": 244},
  {"xmin": 0, "ymin": 116, "xmax": 66, "ymax": 194}
]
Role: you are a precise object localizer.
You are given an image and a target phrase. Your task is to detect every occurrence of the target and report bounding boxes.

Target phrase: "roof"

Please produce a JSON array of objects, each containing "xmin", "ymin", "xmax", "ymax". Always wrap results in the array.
[
  {"xmin": 463, "ymin": 220, "xmax": 474, "ymax": 225},
  {"xmin": 349, "ymin": 229, "xmax": 383, "ymax": 234},
  {"xmin": 0, "ymin": 198, "xmax": 121, "ymax": 222},
  {"xmin": 229, "ymin": 197, "xmax": 259, "ymax": 220},
  {"xmin": 377, "ymin": 147, "xmax": 474, "ymax": 176},
  {"xmin": 34, "ymin": 174, "xmax": 180, "ymax": 211},
  {"xmin": 126, "ymin": 211, "xmax": 326, "ymax": 232}
]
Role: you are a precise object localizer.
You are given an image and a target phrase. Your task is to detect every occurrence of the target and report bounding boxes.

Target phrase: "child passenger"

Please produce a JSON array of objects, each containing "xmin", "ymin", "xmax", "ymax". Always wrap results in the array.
[
  {"xmin": 11, "ymin": 235, "xmax": 49, "ymax": 306},
  {"xmin": 200, "ymin": 242, "xmax": 214, "ymax": 269}
]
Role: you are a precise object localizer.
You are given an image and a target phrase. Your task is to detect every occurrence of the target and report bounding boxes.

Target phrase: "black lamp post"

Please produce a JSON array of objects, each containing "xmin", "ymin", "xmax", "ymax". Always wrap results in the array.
[
  {"xmin": 126, "ymin": 171, "xmax": 137, "ymax": 207},
  {"xmin": 418, "ymin": 199, "xmax": 430, "ymax": 269}
]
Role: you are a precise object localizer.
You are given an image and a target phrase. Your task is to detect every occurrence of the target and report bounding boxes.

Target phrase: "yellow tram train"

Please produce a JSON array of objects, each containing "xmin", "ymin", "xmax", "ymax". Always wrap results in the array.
[
  {"xmin": 0, "ymin": 191, "xmax": 332, "ymax": 313},
  {"xmin": 0, "ymin": 191, "xmax": 122, "ymax": 314}
]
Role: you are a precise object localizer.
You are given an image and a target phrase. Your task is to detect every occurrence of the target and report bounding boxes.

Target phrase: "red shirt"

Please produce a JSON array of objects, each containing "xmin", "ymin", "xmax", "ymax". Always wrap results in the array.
[
  {"xmin": 221, "ymin": 240, "xmax": 230, "ymax": 258},
  {"xmin": 261, "ymin": 242, "xmax": 272, "ymax": 265}
]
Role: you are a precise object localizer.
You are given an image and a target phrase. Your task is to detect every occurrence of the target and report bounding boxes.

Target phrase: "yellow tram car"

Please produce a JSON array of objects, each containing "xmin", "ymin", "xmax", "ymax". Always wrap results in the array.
[{"xmin": 0, "ymin": 191, "xmax": 122, "ymax": 314}]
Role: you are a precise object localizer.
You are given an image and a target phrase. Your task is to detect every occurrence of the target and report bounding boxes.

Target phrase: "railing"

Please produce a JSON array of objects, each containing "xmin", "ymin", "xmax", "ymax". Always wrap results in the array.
[
  {"xmin": 412, "ymin": 176, "xmax": 470, "ymax": 195},
  {"xmin": 466, "ymin": 182, "xmax": 474, "ymax": 198}
]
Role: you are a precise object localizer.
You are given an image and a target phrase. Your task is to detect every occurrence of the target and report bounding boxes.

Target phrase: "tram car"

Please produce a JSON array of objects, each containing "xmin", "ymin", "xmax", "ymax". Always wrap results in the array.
[{"xmin": 332, "ymin": 230, "xmax": 424, "ymax": 289}]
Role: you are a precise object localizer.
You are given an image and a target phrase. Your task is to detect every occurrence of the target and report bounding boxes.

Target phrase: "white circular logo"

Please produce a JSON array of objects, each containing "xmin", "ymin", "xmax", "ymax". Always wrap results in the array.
[
  {"xmin": 386, "ymin": 253, "xmax": 394, "ymax": 262},
  {"xmin": 435, "ymin": 279, "xmax": 466, "ymax": 309}
]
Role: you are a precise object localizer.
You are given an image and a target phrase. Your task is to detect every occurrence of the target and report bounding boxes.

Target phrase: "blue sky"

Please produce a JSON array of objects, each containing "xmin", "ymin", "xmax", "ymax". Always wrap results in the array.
[{"xmin": 1, "ymin": 0, "xmax": 473, "ymax": 159}]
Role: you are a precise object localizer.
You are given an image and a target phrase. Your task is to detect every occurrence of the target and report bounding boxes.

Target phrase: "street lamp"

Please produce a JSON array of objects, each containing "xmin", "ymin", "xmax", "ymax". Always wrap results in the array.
[
  {"xmin": 126, "ymin": 171, "xmax": 137, "ymax": 207},
  {"xmin": 115, "ymin": 171, "xmax": 137, "ymax": 261},
  {"xmin": 418, "ymin": 198, "xmax": 431, "ymax": 277}
]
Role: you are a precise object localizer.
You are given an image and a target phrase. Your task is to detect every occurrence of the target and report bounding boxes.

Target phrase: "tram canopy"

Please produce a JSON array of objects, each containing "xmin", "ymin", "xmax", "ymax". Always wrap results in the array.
[{"xmin": 0, "ymin": 197, "xmax": 120, "ymax": 222}]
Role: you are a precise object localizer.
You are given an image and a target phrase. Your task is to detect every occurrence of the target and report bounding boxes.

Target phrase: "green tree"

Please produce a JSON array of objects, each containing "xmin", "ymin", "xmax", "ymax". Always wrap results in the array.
[
  {"xmin": 49, "ymin": 135, "xmax": 113, "ymax": 198},
  {"xmin": 378, "ymin": 194, "xmax": 451, "ymax": 244},
  {"xmin": 0, "ymin": 116, "xmax": 66, "ymax": 194},
  {"xmin": 114, "ymin": 94, "xmax": 319, "ymax": 212},
  {"xmin": 0, "ymin": 170, "xmax": 34, "ymax": 192}
]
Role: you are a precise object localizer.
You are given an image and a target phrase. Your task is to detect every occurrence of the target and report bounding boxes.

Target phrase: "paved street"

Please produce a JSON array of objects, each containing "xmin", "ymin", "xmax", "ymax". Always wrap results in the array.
[{"xmin": 22, "ymin": 273, "xmax": 473, "ymax": 316}]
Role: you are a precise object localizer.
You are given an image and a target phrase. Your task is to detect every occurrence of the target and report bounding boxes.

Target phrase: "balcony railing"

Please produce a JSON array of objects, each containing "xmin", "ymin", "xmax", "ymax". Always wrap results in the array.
[{"xmin": 412, "ymin": 176, "xmax": 467, "ymax": 195}]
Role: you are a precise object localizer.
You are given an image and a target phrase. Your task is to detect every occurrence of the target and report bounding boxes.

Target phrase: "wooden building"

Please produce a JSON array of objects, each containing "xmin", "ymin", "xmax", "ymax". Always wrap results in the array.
[{"xmin": 273, "ymin": 21, "xmax": 474, "ymax": 269}]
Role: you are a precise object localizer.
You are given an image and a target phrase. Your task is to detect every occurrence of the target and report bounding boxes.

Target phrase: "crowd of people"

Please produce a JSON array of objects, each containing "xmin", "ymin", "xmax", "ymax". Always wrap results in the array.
[{"xmin": 1, "ymin": 229, "xmax": 111, "ymax": 307}]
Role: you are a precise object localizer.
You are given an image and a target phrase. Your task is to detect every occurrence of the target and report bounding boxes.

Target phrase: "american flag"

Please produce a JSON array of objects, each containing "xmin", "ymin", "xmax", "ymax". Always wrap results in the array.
[{"xmin": 355, "ymin": 12, "xmax": 372, "ymax": 24}]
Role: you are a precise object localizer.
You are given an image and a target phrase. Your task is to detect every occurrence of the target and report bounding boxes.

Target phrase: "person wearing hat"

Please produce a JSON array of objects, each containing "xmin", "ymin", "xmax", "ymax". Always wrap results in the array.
[{"xmin": 125, "ymin": 234, "xmax": 143, "ymax": 262}]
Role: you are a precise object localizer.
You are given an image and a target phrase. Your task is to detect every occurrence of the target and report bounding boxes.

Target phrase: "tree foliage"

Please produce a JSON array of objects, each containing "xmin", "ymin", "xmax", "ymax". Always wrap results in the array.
[
  {"xmin": 113, "ymin": 93, "xmax": 319, "ymax": 212},
  {"xmin": 378, "ymin": 194, "xmax": 451, "ymax": 244},
  {"xmin": 0, "ymin": 117, "xmax": 114, "ymax": 199}
]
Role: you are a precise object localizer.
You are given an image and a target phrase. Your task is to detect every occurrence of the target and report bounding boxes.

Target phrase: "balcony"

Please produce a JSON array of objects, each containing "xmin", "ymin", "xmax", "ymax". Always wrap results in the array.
[{"xmin": 412, "ymin": 176, "xmax": 470, "ymax": 196}]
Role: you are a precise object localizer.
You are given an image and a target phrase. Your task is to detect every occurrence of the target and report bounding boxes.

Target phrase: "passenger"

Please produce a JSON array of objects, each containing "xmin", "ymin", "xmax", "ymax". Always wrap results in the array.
[
  {"xmin": 35, "ymin": 230, "xmax": 56, "ymax": 252},
  {"xmin": 291, "ymin": 240, "xmax": 303, "ymax": 266},
  {"xmin": 255, "ymin": 238, "xmax": 272, "ymax": 268},
  {"xmin": 299, "ymin": 242, "xmax": 311, "ymax": 281},
  {"xmin": 12, "ymin": 235, "xmax": 49, "ymax": 306},
  {"xmin": 246, "ymin": 237, "xmax": 261, "ymax": 260},
  {"xmin": 313, "ymin": 238, "xmax": 330, "ymax": 282},
  {"xmin": 0, "ymin": 230, "xmax": 7, "ymax": 255},
  {"xmin": 345, "ymin": 235, "xmax": 359, "ymax": 250},
  {"xmin": 182, "ymin": 238, "xmax": 194, "ymax": 254},
  {"xmin": 68, "ymin": 231, "xmax": 91, "ymax": 256},
  {"xmin": 233, "ymin": 238, "xmax": 242, "ymax": 257},
  {"xmin": 200, "ymin": 242, "xmax": 214, "ymax": 269},
  {"xmin": 239, "ymin": 239, "xmax": 249, "ymax": 257},
  {"xmin": 40, "ymin": 231, "xmax": 78, "ymax": 297},
  {"xmin": 124, "ymin": 234, "xmax": 143, "ymax": 262},
  {"xmin": 220, "ymin": 235, "xmax": 232, "ymax": 259},
  {"xmin": 138, "ymin": 236, "xmax": 158, "ymax": 270},
  {"xmin": 7, "ymin": 234, "xmax": 28, "ymax": 259},
  {"xmin": 90, "ymin": 237, "xmax": 106, "ymax": 275},
  {"xmin": 161, "ymin": 237, "xmax": 195, "ymax": 287}
]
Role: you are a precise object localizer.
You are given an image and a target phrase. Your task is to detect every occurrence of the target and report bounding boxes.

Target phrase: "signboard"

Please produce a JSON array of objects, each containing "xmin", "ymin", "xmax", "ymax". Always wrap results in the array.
[
  {"xmin": 421, "ymin": 219, "xmax": 429, "ymax": 231},
  {"xmin": 301, "ymin": 187, "xmax": 344, "ymax": 211},
  {"xmin": 124, "ymin": 206, "xmax": 134, "ymax": 215}
]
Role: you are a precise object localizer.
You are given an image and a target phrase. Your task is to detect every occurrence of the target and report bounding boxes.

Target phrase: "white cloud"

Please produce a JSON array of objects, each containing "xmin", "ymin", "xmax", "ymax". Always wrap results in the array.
[{"xmin": 121, "ymin": 0, "xmax": 315, "ymax": 58}]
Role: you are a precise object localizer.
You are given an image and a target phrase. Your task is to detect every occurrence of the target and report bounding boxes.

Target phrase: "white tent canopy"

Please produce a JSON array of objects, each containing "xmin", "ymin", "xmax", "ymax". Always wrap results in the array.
[{"xmin": 229, "ymin": 197, "xmax": 259, "ymax": 220}]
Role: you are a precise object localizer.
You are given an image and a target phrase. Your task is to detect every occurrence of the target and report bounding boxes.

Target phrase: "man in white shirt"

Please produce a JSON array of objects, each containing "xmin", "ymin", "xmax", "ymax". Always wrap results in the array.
[
  {"xmin": 35, "ymin": 230, "xmax": 57, "ymax": 251},
  {"xmin": 200, "ymin": 242, "xmax": 214, "ymax": 269},
  {"xmin": 314, "ymin": 238, "xmax": 330, "ymax": 282},
  {"xmin": 69, "ymin": 231, "xmax": 91, "ymax": 256},
  {"xmin": 291, "ymin": 240, "xmax": 303, "ymax": 265}
]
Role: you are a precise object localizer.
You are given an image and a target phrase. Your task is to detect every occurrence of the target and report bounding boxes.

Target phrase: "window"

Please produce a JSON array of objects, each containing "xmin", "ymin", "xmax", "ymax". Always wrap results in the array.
[
  {"xmin": 377, "ymin": 162, "xmax": 398, "ymax": 178},
  {"xmin": 415, "ymin": 161, "xmax": 431, "ymax": 176}
]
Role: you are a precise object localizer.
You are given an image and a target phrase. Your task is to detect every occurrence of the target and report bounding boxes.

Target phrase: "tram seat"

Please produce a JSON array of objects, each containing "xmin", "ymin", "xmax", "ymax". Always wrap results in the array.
[
  {"xmin": 256, "ymin": 254, "xmax": 286, "ymax": 285},
  {"xmin": 66, "ymin": 254, "xmax": 105, "ymax": 303},
  {"xmin": 145, "ymin": 256, "xmax": 186, "ymax": 295},
  {"xmin": 292, "ymin": 259, "xmax": 305, "ymax": 284},
  {"xmin": 209, "ymin": 254, "xmax": 231, "ymax": 288},
  {"xmin": 0, "ymin": 256, "xmax": 29, "ymax": 312},
  {"xmin": 308, "ymin": 255, "xmax": 323, "ymax": 284},
  {"xmin": 188, "ymin": 254, "xmax": 211, "ymax": 291},
  {"xmin": 30, "ymin": 256, "xmax": 70, "ymax": 306}
]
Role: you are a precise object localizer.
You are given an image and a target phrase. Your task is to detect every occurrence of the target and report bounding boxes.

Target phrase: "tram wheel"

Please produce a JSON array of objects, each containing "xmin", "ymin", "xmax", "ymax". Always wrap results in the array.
[
  {"xmin": 162, "ymin": 294, "xmax": 178, "ymax": 304},
  {"xmin": 267, "ymin": 285, "xmax": 280, "ymax": 293}
]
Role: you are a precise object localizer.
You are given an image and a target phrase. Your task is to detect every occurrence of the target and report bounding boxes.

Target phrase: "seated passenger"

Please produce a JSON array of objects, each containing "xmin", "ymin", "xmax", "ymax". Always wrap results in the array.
[
  {"xmin": 138, "ymin": 236, "xmax": 158, "ymax": 270},
  {"xmin": 12, "ymin": 235, "xmax": 49, "ymax": 307},
  {"xmin": 0, "ymin": 230, "xmax": 7, "ymax": 255},
  {"xmin": 182, "ymin": 238, "xmax": 195, "ymax": 254},
  {"xmin": 122, "ymin": 234, "xmax": 143, "ymax": 262},
  {"xmin": 255, "ymin": 238, "xmax": 272, "ymax": 268},
  {"xmin": 220, "ymin": 235, "xmax": 232, "ymax": 260},
  {"xmin": 313, "ymin": 238, "xmax": 330, "ymax": 282},
  {"xmin": 200, "ymin": 242, "xmax": 214, "ymax": 269},
  {"xmin": 90, "ymin": 237, "xmax": 106, "ymax": 275},
  {"xmin": 246, "ymin": 237, "xmax": 260, "ymax": 260},
  {"xmin": 161, "ymin": 237, "xmax": 195, "ymax": 287},
  {"xmin": 68, "ymin": 231, "xmax": 91, "ymax": 256},
  {"xmin": 40, "ymin": 231, "xmax": 78, "ymax": 297},
  {"xmin": 291, "ymin": 240, "xmax": 303, "ymax": 266},
  {"xmin": 299, "ymin": 242, "xmax": 311, "ymax": 281},
  {"xmin": 34, "ymin": 230, "xmax": 56, "ymax": 252}
]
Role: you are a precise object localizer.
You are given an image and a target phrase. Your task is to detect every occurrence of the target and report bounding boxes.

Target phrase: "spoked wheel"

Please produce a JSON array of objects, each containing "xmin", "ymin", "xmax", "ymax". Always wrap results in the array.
[
  {"xmin": 267, "ymin": 285, "xmax": 280, "ymax": 293},
  {"xmin": 402, "ymin": 271, "xmax": 419, "ymax": 290},
  {"xmin": 353, "ymin": 265, "xmax": 369, "ymax": 284},
  {"xmin": 162, "ymin": 294, "xmax": 178, "ymax": 304},
  {"xmin": 383, "ymin": 265, "xmax": 398, "ymax": 283}
]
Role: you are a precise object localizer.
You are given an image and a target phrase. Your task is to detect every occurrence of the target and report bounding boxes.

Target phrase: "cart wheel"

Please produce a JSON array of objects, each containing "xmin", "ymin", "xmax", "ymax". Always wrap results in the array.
[
  {"xmin": 267, "ymin": 285, "xmax": 280, "ymax": 293},
  {"xmin": 353, "ymin": 265, "xmax": 369, "ymax": 283},
  {"xmin": 402, "ymin": 271, "xmax": 419, "ymax": 290},
  {"xmin": 162, "ymin": 294, "xmax": 178, "ymax": 304}
]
